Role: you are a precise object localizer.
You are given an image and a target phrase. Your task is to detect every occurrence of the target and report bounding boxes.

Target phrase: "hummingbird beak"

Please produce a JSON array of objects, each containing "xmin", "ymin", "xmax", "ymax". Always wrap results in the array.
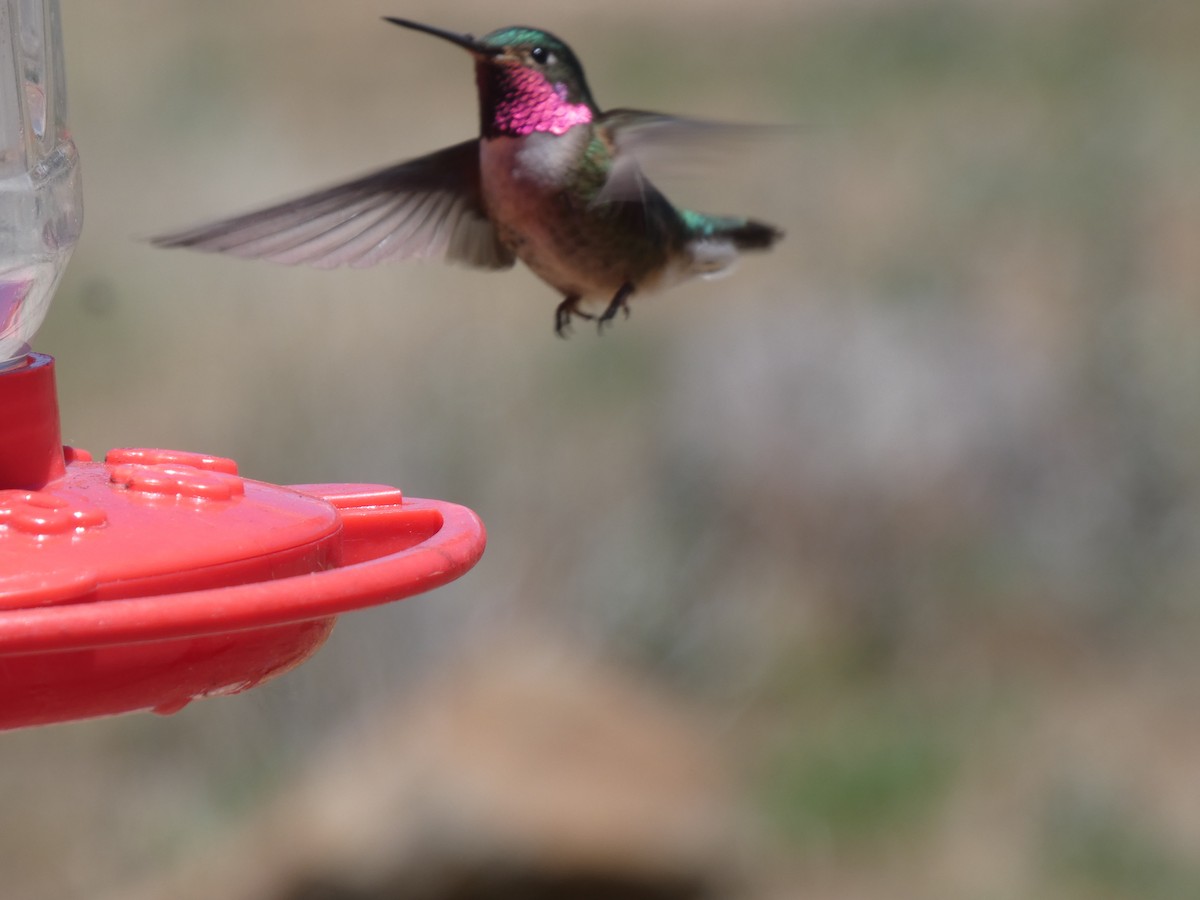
[{"xmin": 383, "ymin": 17, "xmax": 502, "ymax": 58}]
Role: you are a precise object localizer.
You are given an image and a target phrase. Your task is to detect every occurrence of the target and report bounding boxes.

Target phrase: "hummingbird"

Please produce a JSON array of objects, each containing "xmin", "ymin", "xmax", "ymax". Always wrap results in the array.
[{"xmin": 153, "ymin": 18, "xmax": 783, "ymax": 337}]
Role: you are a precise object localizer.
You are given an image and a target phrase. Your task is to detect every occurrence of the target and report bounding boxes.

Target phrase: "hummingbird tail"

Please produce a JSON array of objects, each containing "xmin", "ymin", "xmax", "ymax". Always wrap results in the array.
[
  {"xmin": 723, "ymin": 218, "xmax": 782, "ymax": 251},
  {"xmin": 676, "ymin": 212, "xmax": 783, "ymax": 282},
  {"xmin": 681, "ymin": 211, "xmax": 782, "ymax": 252}
]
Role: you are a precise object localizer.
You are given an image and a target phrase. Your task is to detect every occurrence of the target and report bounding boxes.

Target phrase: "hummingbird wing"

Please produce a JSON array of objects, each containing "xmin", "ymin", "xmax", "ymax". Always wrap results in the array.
[
  {"xmin": 151, "ymin": 140, "xmax": 515, "ymax": 271},
  {"xmin": 595, "ymin": 109, "xmax": 785, "ymax": 206}
]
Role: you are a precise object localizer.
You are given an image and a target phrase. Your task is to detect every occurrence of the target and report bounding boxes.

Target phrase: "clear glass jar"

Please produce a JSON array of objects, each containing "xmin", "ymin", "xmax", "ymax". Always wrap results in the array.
[{"xmin": 0, "ymin": 0, "xmax": 80, "ymax": 369}]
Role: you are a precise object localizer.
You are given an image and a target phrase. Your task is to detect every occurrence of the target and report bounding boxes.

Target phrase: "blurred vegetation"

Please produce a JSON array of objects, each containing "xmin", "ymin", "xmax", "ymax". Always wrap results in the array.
[
  {"xmin": 758, "ymin": 696, "xmax": 960, "ymax": 850},
  {"xmin": 1041, "ymin": 782, "xmax": 1200, "ymax": 899},
  {"xmin": 3, "ymin": 0, "xmax": 1200, "ymax": 897}
]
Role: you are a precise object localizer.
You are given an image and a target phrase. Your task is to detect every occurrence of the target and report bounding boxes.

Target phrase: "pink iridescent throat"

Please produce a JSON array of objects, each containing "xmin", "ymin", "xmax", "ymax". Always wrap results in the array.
[{"xmin": 485, "ymin": 66, "xmax": 593, "ymax": 137}]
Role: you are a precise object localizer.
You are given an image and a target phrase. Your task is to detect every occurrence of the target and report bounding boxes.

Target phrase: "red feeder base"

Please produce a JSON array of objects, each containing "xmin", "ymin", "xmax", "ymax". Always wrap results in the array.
[{"xmin": 0, "ymin": 354, "xmax": 486, "ymax": 729}]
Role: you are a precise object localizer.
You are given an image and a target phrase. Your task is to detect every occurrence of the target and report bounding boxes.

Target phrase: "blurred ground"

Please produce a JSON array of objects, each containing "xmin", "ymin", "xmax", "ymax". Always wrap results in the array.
[{"xmin": 5, "ymin": 0, "xmax": 1200, "ymax": 897}]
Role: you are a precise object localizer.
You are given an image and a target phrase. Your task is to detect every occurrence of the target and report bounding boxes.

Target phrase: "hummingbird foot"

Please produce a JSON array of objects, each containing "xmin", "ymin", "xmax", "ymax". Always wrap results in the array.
[
  {"xmin": 554, "ymin": 294, "xmax": 592, "ymax": 338},
  {"xmin": 596, "ymin": 282, "xmax": 635, "ymax": 334}
]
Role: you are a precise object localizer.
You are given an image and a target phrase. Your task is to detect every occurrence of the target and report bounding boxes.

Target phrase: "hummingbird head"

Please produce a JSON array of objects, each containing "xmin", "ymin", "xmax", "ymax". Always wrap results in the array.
[{"xmin": 385, "ymin": 19, "xmax": 598, "ymax": 138}]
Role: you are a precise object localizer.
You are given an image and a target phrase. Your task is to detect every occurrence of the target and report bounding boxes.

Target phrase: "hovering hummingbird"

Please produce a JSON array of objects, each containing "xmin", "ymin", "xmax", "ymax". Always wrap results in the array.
[{"xmin": 153, "ymin": 18, "xmax": 783, "ymax": 337}]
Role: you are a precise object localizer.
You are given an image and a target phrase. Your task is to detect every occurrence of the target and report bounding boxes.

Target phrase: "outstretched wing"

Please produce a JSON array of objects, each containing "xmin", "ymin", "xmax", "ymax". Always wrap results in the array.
[
  {"xmin": 152, "ymin": 140, "xmax": 515, "ymax": 271},
  {"xmin": 596, "ymin": 109, "xmax": 787, "ymax": 206}
]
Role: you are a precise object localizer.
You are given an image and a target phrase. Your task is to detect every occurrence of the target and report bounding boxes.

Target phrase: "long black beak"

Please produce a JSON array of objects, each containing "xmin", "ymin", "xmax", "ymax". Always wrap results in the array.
[{"xmin": 383, "ymin": 17, "xmax": 501, "ymax": 57}]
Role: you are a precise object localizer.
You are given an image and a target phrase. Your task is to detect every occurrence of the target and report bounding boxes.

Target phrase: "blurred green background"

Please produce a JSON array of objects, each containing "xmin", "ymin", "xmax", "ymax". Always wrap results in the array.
[{"xmin": 5, "ymin": 0, "xmax": 1200, "ymax": 897}]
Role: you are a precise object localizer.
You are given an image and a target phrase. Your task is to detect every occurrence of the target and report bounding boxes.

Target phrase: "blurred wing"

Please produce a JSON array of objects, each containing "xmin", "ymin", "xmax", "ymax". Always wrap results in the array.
[
  {"xmin": 596, "ymin": 109, "xmax": 788, "ymax": 205},
  {"xmin": 151, "ymin": 140, "xmax": 515, "ymax": 271}
]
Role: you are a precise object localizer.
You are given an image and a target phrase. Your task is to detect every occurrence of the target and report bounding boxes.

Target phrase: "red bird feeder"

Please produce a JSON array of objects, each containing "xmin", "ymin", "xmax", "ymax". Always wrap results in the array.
[{"xmin": 0, "ymin": 3, "xmax": 485, "ymax": 729}]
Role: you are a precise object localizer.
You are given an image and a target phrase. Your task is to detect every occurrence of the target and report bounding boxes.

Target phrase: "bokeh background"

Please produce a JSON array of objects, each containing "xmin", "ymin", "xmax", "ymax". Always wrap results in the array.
[{"xmin": 5, "ymin": 0, "xmax": 1200, "ymax": 897}]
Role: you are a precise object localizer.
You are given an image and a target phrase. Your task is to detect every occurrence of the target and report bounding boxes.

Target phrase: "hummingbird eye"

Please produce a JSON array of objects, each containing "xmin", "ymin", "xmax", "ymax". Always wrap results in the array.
[{"xmin": 530, "ymin": 46, "xmax": 555, "ymax": 65}]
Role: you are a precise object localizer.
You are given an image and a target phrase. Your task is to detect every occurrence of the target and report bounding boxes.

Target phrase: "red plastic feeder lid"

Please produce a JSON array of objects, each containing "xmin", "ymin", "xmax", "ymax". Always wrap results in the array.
[
  {"xmin": 0, "ymin": 357, "xmax": 486, "ymax": 729},
  {"xmin": 0, "ymin": 447, "xmax": 344, "ymax": 610}
]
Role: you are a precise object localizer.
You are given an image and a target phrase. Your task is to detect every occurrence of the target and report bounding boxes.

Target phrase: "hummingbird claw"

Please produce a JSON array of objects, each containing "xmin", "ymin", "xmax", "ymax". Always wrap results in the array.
[
  {"xmin": 555, "ymin": 294, "xmax": 590, "ymax": 338},
  {"xmin": 596, "ymin": 282, "xmax": 634, "ymax": 334}
]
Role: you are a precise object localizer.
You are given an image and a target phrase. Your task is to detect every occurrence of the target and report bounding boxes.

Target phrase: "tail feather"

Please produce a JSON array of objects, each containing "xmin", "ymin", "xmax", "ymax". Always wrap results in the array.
[
  {"xmin": 680, "ymin": 210, "xmax": 783, "ymax": 251},
  {"xmin": 724, "ymin": 218, "xmax": 782, "ymax": 251}
]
